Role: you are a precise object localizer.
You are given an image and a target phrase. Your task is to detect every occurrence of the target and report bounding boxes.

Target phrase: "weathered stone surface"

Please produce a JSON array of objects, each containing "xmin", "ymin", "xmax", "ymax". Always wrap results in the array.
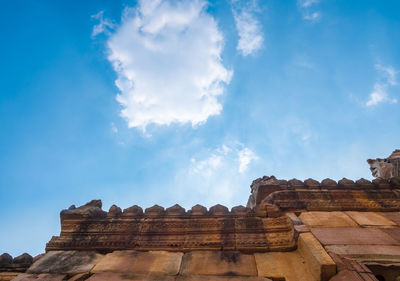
[
  {"xmin": 189, "ymin": 205, "xmax": 207, "ymax": 216},
  {"xmin": 86, "ymin": 273, "xmax": 176, "ymax": 281},
  {"xmin": 67, "ymin": 273, "xmax": 91, "ymax": 281},
  {"xmin": 368, "ymin": 149, "xmax": 400, "ymax": 179},
  {"xmin": 176, "ymin": 276, "xmax": 273, "ymax": 281},
  {"xmin": 288, "ymin": 179, "xmax": 305, "ymax": 189},
  {"xmin": 328, "ymin": 252, "xmax": 379, "ymax": 281},
  {"xmin": 0, "ymin": 254, "xmax": 12, "ymax": 267},
  {"xmin": 0, "ymin": 253, "xmax": 33, "ymax": 273},
  {"xmin": 91, "ymin": 251, "xmax": 182, "ymax": 276},
  {"xmin": 60, "ymin": 200, "xmax": 107, "ymax": 219},
  {"xmin": 180, "ymin": 251, "xmax": 257, "ymax": 276},
  {"xmin": 11, "ymin": 273, "xmax": 67, "ymax": 281},
  {"xmin": 320, "ymin": 178, "xmax": 337, "ymax": 188},
  {"xmin": 304, "ymin": 178, "xmax": 320, "ymax": 189},
  {"xmin": 27, "ymin": 251, "xmax": 103, "ymax": 274},
  {"xmin": 345, "ymin": 211, "xmax": 397, "ymax": 227},
  {"xmin": 209, "ymin": 204, "xmax": 229, "ymax": 216},
  {"xmin": 380, "ymin": 229, "xmax": 400, "ymax": 243},
  {"xmin": 108, "ymin": 205, "xmax": 122, "ymax": 217},
  {"xmin": 166, "ymin": 204, "xmax": 186, "ymax": 216},
  {"xmin": 381, "ymin": 212, "xmax": 400, "ymax": 226},
  {"xmin": 297, "ymin": 233, "xmax": 336, "ymax": 281},
  {"xmin": 0, "ymin": 272, "xmax": 18, "ymax": 281},
  {"xmin": 337, "ymin": 178, "xmax": 355, "ymax": 188},
  {"xmin": 311, "ymin": 228, "xmax": 400, "ymax": 246},
  {"xmin": 255, "ymin": 251, "xmax": 315, "ymax": 281},
  {"xmin": 47, "ymin": 201, "xmax": 295, "ymax": 253},
  {"xmin": 231, "ymin": 205, "xmax": 247, "ymax": 214},
  {"xmin": 299, "ymin": 212, "xmax": 358, "ymax": 228},
  {"xmin": 122, "ymin": 206, "xmax": 143, "ymax": 217},
  {"xmin": 144, "ymin": 205, "xmax": 165, "ymax": 217},
  {"xmin": 13, "ymin": 254, "xmax": 32, "ymax": 266},
  {"xmin": 325, "ymin": 245, "xmax": 400, "ymax": 263}
]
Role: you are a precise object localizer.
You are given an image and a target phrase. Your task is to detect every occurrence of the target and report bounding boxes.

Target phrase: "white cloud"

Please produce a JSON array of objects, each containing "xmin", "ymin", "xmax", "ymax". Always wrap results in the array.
[
  {"xmin": 190, "ymin": 143, "xmax": 257, "ymax": 176},
  {"xmin": 366, "ymin": 64, "xmax": 398, "ymax": 107},
  {"xmin": 297, "ymin": 0, "xmax": 321, "ymax": 22},
  {"xmin": 180, "ymin": 143, "xmax": 258, "ymax": 206},
  {"xmin": 299, "ymin": 0, "xmax": 320, "ymax": 8},
  {"xmin": 231, "ymin": 0, "xmax": 264, "ymax": 56},
  {"xmin": 238, "ymin": 148, "xmax": 258, "ymax": 173},
  {"xmin": 105, "ymin": 0, "xmax": 232, "ymax": 131},
  {"xmin": 91, "ymin": 11, "xmax": 115, "ymax": 37}
]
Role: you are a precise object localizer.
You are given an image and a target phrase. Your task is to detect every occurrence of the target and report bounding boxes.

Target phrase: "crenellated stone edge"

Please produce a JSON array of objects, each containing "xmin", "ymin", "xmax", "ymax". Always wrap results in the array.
[
  {"xmin": 250, "ymin": 175, "xmax": 400, "ymax": 191},
  {"xmin": 60, "ymin": 200, "xmax": 263, "ymax": 219}
]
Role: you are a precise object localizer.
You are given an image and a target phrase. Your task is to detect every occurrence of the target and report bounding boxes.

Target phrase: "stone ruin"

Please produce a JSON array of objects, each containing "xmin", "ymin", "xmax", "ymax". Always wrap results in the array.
[
  {"xmin": 1, "ymin": 151, "xmax": 400, "ymax": 281},
  {"xmin": 368, "ymin": 149, "xmax": 400, "ymax": 179}
]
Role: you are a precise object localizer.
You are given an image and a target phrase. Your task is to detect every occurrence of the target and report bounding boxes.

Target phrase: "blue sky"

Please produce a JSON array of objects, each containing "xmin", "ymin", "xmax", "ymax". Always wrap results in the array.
[{"xmin": 0, "ymin": 0, "xmax": 399, "ymax": 256}]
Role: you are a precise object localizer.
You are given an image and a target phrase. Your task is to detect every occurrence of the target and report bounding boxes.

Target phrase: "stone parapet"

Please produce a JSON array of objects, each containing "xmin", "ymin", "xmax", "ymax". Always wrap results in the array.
[
  {"xmin": 247, "ymin": 176, "xmax": 400, "ymax": 212},
  {"xmin": 46, "ymin": 201, "xmax": 295, "ymax": 253}
]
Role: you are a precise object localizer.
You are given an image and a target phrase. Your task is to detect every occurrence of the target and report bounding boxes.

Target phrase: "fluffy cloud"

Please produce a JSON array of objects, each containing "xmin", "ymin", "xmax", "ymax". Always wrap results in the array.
[
  {"xmin": 105, "ymin": 0, "xmax": 232, "ymax": 130},
  {"xmin": 366, "ymin": 64, "xmax": 398, "ymax": 107},
  {"xmin": 297, "ymin": 0, "xmax": 321, "ymax": 22},
  {"xmin": 231, "ymin": 0, "xmax": 263, "ymax": 56}
]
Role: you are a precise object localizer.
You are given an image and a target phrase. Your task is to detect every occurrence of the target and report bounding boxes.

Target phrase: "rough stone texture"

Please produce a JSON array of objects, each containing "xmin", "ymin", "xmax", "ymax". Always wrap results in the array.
[
  {"xmin": 60, "ymin": 200, "xmax": 106, "ymax": 219},
  {"xmin": 311, "ymin": 228, "xmax": 400, "ymax": 246},
  {"xmin": 0, "ymin": 272, "xmax": 18, "ymax": 281},
  {"xmin": 176, "ymin": 277, "xmax": 273, "ymax": 281},
  {"xmin": 180, "ymin": 251, "xmax": 257, "ymax": 277},
  {"xmin": 0, "ymin": 253, "xmax": 33, "ymax": 273},
  {"xmin": 345, "ymin": 211, "xmax": 397, "ymax": 227},
  {"xmin": 27, "ymin": 251, "xmax": 103, "ymax": 274},
  {"xmin": 325, "ymin": 245, "xmax": 400, "ymax": 263},
  {"xmin": 67, "ymin": 273, "xmax": 91, "ymax": 281},
  {"xmin": 380, "ymin": 212, "xmax": 400, "ymax": 226},
  {"xmin": 297, "ymin": 233, "xmax": 336, "ymax": 281},
  {"xmin": 299, "ymin": 212, "xmax": 358, "ymax": 228},
  {"xmin": 11, "ymin": 273, "xmax": 67, "ymax": 281},
  {"xmin": 91, "ymin": 251, "xmax": 182, "ymax": 276},
  {"xmin": 47, "ymin": 201, "xmax": 295, "ymax": 253},
  {"xmin": 86, "ymin": 273, "xmax": 176, "ymax": 281},
  {"xmin": 255, "ymin": 251, "xmax": 315, "ymax": 281},
  {"xmin": 328, "ymin": 252, "xmax": 379, "ymax": 281},
  {"xmin": 368, "ymin": 149, "xmax": 400, "ymax": 179}
]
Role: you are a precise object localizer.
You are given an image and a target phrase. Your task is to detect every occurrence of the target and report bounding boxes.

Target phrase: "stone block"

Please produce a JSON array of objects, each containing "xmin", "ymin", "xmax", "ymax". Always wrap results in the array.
[
  {"xmin": 176, "ymin": 276, "xmax": 273, "ymax": 281},
  {"xmin": 67, "ymin": 273, "xmax": 91, "ymax": 281},
  {"xmin": 255, "ymin": 251, "xmax": 315, "ymax": 281},
  {"xmin": 86, "ymin": 273, "xmax": 176, "ymax": 281},
  {"xmin": 91, "ymin": 251, "xmax": 182, "ymax": 276},
  {"xmin": 329, "ymin": 270, "xmax": 376, "ymax": 281},
  {"xmin": 380, "ymin": 229, "xmax": 400, "ymax": 243},
  {"xmin": 11, "ymin": 273, "xmax": 67, "ymax": 281},
  {"xmin": 346, "ymin": 212, "xmax": 397, "ymax": 227},
  {"xmin": 380, "ymin": 212, "xmax": 400, "ymax": 226},
  {"xmin": 299, "ymin": 212, "xmax": 357, "ymax": 228},
  {"xmin": 297, "ymin": 233, "xmax": 336, "ymax": 281},
  {"xmin": 27, "ymin": 251, "xmax": 103, "ymax": 275},
  {"xmin": 311, "ymin": 228, "xmax": 400, "ymax": 245},
  {"xmin": 180, "ymin": 251, "xmax": 257, "ymax": 276},
  {"xmin": 0, "ymin": 272, "xmax": 18, "ymax": 281},
  {"xmin": 325, "ymin": 245, "xmax": 400, "ymax": 263}
]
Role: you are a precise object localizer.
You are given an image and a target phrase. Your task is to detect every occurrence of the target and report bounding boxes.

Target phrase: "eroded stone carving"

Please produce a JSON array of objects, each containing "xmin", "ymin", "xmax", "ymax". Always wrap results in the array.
[
  {"xmin": 368, "ymin": 149, "xmax": 400, "ymax": 179},
  {"xmin": 46, "ymin": 200, "xmax": 295, "ymax": 253}
]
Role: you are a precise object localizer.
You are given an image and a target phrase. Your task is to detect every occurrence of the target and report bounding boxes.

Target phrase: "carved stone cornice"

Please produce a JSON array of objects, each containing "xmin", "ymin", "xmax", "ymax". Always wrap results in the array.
[{"xmin": 46, "ymin": 201, "xmax": 295, "ymax": 253}]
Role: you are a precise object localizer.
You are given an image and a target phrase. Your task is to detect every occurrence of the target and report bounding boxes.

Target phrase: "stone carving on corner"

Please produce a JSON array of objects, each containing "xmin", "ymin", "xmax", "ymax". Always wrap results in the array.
[{"xmin": 367, "ymin": 149, "xmax": 400, "ymax": 179}]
